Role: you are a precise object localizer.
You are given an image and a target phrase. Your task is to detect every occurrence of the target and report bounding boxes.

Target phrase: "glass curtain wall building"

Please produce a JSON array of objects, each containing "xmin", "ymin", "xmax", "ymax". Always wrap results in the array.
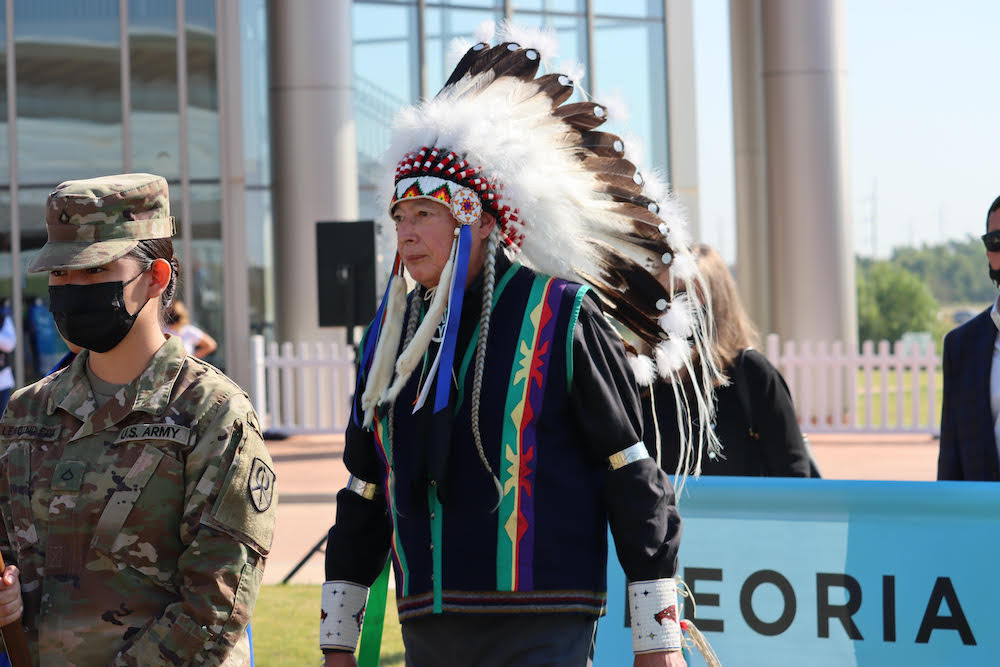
[
  {"xmin": 352, "ymin": 0, "xmax": 672, "ymax": 223},
  {"xmin": 0, "ymin": 0, "xmax": 272, "ymax": 387},
  {"xmin": 0, "ymin": 0, "xmax": 675, "ymax": 389},
  {"xmin": 0, "ymin": 0, "xmax": 228, "ymax": 383}
]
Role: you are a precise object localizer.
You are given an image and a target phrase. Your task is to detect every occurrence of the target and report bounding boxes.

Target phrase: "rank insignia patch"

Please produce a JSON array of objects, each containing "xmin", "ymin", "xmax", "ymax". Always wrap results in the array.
[{"xmin": 248, "ymin": 457, "xmax": 276, "ymax": 512}]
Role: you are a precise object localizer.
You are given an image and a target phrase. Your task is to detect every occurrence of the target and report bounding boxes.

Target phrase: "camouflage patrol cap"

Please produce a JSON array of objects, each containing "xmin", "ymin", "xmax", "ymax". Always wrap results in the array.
[{"xmin": 27, "ymin": 173, "xmax": 175, "ymax": 273}]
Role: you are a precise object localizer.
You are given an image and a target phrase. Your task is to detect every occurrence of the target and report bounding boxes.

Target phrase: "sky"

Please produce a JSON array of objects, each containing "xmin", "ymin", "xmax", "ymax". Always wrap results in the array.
[{"xmin": 692, "ymin": 0, "xmax": 1000, "ymax": 263}]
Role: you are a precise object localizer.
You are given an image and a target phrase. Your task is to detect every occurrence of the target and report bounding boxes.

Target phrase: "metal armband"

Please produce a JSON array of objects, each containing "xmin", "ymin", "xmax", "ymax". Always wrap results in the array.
[
  {"xmin": 608, "ymin": 442, "xmax": 650, "ymax": 470},
  {"xmin": 345, "ymin": 474, "xmax": 380, "ymax": 500}
]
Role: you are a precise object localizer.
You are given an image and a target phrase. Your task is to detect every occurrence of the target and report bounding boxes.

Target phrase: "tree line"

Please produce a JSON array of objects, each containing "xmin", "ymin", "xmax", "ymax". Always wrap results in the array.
[{"xmin": 856, "ymin": 236, "xmax": 992, "ymax": 347}]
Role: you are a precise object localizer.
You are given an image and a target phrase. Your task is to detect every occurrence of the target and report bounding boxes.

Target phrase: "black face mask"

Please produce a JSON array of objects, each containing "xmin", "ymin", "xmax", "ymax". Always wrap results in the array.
[{"xmin": 49, "ymin": 273, "xmax": 149, "ymax": 353}]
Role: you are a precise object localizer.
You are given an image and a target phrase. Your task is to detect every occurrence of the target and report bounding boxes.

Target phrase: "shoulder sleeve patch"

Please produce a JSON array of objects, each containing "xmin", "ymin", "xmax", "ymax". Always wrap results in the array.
[
  {"xmin": 248, "ymin": 457, "xmax": 276, "ymax": 511},
  {"xmin": 204, "ymin": 421, "xmax": 277, "ymax": 555}
]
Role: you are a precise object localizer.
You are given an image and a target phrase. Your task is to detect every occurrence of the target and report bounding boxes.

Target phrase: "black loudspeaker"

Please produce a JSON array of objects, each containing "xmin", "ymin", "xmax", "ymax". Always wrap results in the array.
[{"xmin": 315, "ymin": 220, "xmax": 377, "ymax": 328}]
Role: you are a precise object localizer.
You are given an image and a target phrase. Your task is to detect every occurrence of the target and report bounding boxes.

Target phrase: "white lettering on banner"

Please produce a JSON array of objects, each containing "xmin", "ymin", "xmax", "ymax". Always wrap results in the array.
[
  {"xmin": 595, "ymin": 478, "xmax": 999, "ymax": 666},
  {"xmin": 683, "ymin": 567, "xmax": 975, "ymax": 645}
]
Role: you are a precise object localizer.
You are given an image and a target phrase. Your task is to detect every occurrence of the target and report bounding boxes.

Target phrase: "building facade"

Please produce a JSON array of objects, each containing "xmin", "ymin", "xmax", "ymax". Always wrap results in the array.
[
  {"xmin": 0, "ymin": 0, "xmax": 854, "ymax": 393},
  {"xmin": 0, "ymin": 0, "xmax": 271, "ymax": 388},
  {"xmin": 269, "ymin": 0, "xmax": 701, "ymax": 359},
  {"xmin": 0, "ymin": 0, "xmax": 695, "ymax": 390}
]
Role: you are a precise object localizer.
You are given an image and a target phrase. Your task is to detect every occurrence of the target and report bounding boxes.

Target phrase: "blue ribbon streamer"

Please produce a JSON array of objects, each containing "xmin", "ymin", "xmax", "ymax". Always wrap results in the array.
[{"xmin": 433, "ymin": 227, "xmax": 471, "ymax": 413}]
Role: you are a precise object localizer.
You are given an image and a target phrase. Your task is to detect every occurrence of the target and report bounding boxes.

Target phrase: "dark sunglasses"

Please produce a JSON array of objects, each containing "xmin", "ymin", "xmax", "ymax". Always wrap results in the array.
[{"xmin": 984, "ymin": 230, "xmax": 1000, "ymax": 252}]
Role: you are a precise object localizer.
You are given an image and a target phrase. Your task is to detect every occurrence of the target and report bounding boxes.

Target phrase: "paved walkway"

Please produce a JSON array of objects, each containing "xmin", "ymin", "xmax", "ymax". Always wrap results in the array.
[
  {"xmin": 264, "ymin": 431, "xmax": 941, "ymax": 585},
  {"xmin": 264, "ymin": 434, "xmax": 347, "ymax": 585}
]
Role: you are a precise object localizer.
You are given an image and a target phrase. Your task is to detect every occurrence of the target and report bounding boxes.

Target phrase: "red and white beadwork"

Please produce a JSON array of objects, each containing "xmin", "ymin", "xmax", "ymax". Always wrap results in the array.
[
  {"xmin": 392, "ymin": 147, "xmax": 522, "ymax": 247},
  {"xmin": 392, "ymin": 175, "xmax": 482, "ymax": 226}
]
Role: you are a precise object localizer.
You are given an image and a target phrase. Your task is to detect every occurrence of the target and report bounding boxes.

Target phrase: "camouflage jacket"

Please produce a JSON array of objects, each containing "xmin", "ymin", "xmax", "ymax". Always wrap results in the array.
[{"xmin": 0, "ymin": 335, "xmax": 277, "ymax": 666}]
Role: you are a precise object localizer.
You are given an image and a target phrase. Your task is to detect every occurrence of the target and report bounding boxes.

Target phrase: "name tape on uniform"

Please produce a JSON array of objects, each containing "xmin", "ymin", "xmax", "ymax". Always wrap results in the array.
[
  {"xmin": 0, "ymin": 424, "xmax": 61, "ymax": 440},
  {"xmin": 116, "ymin": 423, "xmax": 192, "ymax": 446}
]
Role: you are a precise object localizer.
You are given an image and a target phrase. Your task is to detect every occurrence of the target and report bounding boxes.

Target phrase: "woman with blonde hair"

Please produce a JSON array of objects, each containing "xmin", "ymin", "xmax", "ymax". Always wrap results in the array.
[{"xmin": 645, "ymin": 243, "xmax": 813, "ymax": 477}]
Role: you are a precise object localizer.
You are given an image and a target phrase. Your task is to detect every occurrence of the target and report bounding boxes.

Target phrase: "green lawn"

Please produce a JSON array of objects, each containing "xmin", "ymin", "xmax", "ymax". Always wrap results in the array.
[
  {"xmin": 852, "ymin": 368, "xmax": 942, "ymax": 429},
  {"xmin": 798, "ymin": 368, "xmax": 943, "ymax": 430},
  {"xmin": 253, "ymin": 585, "xmax": 404, "ymax": 666}
]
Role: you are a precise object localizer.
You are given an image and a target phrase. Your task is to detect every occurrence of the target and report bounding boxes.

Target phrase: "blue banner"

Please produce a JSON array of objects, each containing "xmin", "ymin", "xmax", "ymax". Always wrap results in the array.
[{"xmin": 597, "ymin": 478, "xmax": 998, "ymax": 666}]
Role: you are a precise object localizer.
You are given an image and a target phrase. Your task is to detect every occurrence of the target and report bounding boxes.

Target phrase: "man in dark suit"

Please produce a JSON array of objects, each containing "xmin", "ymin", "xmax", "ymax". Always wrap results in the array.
[{"xmin": 938, "ymin": 194, "xmax": 1000, "ymax": 480}]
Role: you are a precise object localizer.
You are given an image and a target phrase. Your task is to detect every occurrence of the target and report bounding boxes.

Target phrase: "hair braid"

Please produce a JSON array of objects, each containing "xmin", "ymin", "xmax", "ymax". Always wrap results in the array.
[
  {"xmin": 401, "ymin": 284, "xmax": 424, "ymax": 353},
  {"xmin": 471, "ymin": 228, "xmax": 502, "ymax": 509}
]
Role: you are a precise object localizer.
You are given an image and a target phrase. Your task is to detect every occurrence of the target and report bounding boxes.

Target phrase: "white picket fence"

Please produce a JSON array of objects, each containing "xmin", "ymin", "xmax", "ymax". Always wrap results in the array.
[
  {"xmin": 249, "ymin": 335, "xmax": 356, "ymax": 435},
  {"xmin": 764, "ymin": 333, "xmax": 941, "ymax": 434},
  {"xmin": 248, "ymin": 333, "xmax": 942, "ymax": 436}
]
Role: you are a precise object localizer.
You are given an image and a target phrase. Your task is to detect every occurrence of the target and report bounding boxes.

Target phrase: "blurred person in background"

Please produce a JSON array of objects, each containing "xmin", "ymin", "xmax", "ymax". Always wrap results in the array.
[
  {"xmin": 644, "ymin": 244, "xmax": 814, "ymax": 478},
  {"xmin": 0, "ymin": 299, "xmax": 15, "ymax": 416},
  {"xmin": 164, "ymin": 299, "xmax": 218, "ymax": 359},
  {"xmin": 938, "ymin": 194, "xmax": 1000, "ymax": 480}
]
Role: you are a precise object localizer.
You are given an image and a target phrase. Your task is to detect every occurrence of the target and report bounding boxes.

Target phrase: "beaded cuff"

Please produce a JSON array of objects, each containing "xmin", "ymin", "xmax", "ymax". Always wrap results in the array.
[
  {"xmin": 628, "ymin": 578, "xmax": 682, "ymax": 653},
  {"xmin": 319, "ymin": 580, "xmax": 369, "ymax": 652}
]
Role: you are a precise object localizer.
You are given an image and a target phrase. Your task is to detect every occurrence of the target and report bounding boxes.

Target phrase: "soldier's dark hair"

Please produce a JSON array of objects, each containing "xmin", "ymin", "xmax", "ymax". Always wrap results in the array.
[
  {"xmin": 988, "ymin": 195, "xmax": 1000, "ymax": 228},
  {"xmin": 126, "ymin": 238, "xmax": 181, "ymax": 325}
]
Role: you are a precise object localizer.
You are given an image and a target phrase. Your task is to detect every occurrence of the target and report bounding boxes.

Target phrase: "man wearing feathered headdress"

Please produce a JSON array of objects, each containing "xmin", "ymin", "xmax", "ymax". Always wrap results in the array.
[{"xmin": 320, "ymin": 26, "xmax": 723, "ymax": 667}]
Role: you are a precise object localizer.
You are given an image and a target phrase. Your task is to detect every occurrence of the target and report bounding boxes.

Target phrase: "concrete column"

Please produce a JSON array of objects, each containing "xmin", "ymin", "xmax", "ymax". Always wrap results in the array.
[
  {"xmin": 729, "ymin": 0, "xmax": 771, "ymax": 334},
  {"xmin": 217, "ymin": 0, "xmax": 251, "ymax": 388},
  {"xmin": 761, "ymin": 0, "xmax": 856, "ymax": 346},
  {"xmin": 269, "ymin": 0, "xmax": 359, "ymax": 343},
  {"xmin": 664, "ymin": 0, "xmax": 700, "ymax": 238}
]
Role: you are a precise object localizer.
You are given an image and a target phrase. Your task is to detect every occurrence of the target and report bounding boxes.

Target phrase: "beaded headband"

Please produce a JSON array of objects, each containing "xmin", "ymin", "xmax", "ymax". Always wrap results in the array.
[{"xmin": 391, "ymin": 148, "xmax": 522, "ymax": 246}]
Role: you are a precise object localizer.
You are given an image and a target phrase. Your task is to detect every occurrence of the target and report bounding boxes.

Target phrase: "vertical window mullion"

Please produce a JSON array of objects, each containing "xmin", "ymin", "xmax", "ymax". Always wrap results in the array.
[
  {"xmin": 120, "ymin": 0, "xmax": 131, "ymax": 172},
  {"xmin": 177, "ymin": 0, "xmax": 194, "ymax": 310},
  {"xmin": 417, "ymin": 0, "xmax": 427, "ymax": 99},
  {"xmin": 5, "ymin": 0, "xmax": 20, "ymax": 387},
  {"xmin": 585, "ymin": 0, "xmax": 595, "ymax": 93}
]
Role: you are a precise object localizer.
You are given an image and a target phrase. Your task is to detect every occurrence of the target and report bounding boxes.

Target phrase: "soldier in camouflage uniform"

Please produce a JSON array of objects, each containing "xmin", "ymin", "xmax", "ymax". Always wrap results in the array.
[{"xmin": 0, "ymin": 173, "xmax": 277, "ymax": 665}]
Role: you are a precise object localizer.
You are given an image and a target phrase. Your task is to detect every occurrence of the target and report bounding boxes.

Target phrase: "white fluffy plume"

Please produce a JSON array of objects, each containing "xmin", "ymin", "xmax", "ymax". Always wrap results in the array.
[
  {"xmin": 497, "ymin": 21, "xmax": 558, "ymax": 64},
  {"xmin": 599, "ymin": 89, "xmax": 631, "ymax": 124},
  {"xmin": 659, "ymin": 293, "xmax": 695, "ymax": 339},
  {"xmin": 563, "ymin": 60, "xmax": 587, "ymax": 85},
  {"xmin": 629, "ymin": 354, "xmax": 656, "ymax": 387},
  {"xmin": 447, "ymin": 38, "xmax": 474, "ymax": 69},
  {"xmin": 655, "ymin": 336, "xmax": 691, "ymax": 376},
  {"xmin": 669, "ymin": 250, "xmax": 698, "ymax": 281},
  {"xmin": 475, "ymin": 19, "xmax": 497, "ymax": 44},
  {"xmin": 381, "ymin": 77, "xmax": 604, "ymax": 282},
  {"xmin": 447, "ymin": 20, "xmax": 498, "ymax": 71}
]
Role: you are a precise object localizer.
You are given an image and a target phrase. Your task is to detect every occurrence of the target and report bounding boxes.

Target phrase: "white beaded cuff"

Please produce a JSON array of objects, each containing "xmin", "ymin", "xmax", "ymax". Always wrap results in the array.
[
  {"xmin": 319, "ymin": 580, "xmax": 370, "ymax": 652},
  {"xmin": 629, "ymin": 578, "xmax": 682, "ymax": 654},
  {"xmin": 608, "ymin": 442, "xmax": 650, "ymax": 470}
]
